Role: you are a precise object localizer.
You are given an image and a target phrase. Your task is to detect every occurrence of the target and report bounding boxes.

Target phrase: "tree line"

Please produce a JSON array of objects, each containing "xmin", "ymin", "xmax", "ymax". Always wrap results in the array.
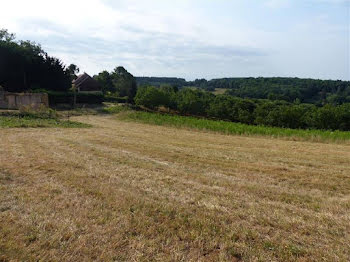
[
  {"xmin": 0, "ymin": 29, "xmax": 76, "ymax": 92},
  {"xmin": 135, "ymin": 77, "xmax": 187, "ymax": 88},
  {"xmin": 203, "ymin": 77, "xmax": 350, "ymax": 105},
  {"xmin": 0, "ymin": 29, "xmax": 137, "ymax": 103},
  {"xmin": 134, "ymin": 86, "xmax": 350, "ymax": 131},
  {"xmin": 136, "ymin": 77, "xmax": 350, "ymax": 106}
]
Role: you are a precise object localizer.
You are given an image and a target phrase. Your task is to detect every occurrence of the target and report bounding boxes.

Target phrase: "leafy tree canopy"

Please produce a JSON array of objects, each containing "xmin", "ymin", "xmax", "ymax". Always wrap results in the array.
[
  {"xmin": 94, "ymin": 66, "xmax": 137, "ymax": 102},
  {"xmin": 135, "ymin": 86, "xmax": 350, "ymax": 131},
  {"xmin": 67, "ymin": 64, "xmax": 80, "ymax": 81},
  {"xmin": 0, "ymin": 29, "xmax": 72, "ymax": 92},
  {"xmin": 136, "ymin": 76, "xmax": 350, "ymax": 106}
]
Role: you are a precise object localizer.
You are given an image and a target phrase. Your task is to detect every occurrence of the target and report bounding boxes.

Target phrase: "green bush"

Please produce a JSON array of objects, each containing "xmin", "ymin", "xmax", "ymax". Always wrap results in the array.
[
  {"xmin": 310, "ymin": 104, "xmax": 350, "ymax": 131},
  {"xmin": 47, "ymin": 91, "xmax": 73, "ymax": 105},
  {"xmin": 176, "ymin": 88, "xmax": 213, "ymax": 115},
  {"xmin": 18, "ymin": 105, "xmax": 58, "ymax": 119},
  {"xmin": 104, "ymin": 95, "xmax": 128, "ymax": 103},
  {"xmin": 45, "ymin": 91, "xmax": 104, "ymax": 105},
  {"xmin": 76, "ymin": 93, "xmax": 104, "ymax": 104},
  {"xmin": 102, "ymin": 105, "xmax": 129, "ymax": 114},
  {"xmin": 135, "ymin": 86, "xmax": 171, "ymax": 109},
  {"xmin": 131, "ymin": 86, "xmax": 350, "ymax": 131}
]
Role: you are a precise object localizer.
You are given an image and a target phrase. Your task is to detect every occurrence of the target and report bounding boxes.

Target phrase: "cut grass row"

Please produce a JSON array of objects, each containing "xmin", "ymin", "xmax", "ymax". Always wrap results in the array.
[
  {"xmin": 1, "ymin": 114, "xmax": 350, "ymax": 261},
  {"xmin": 117, "ymin": 110, "xmax": 350, "ymax": 143},
  {"xmin": 0, "ymin": 116, "xmax": 90, "ymax": 128}
]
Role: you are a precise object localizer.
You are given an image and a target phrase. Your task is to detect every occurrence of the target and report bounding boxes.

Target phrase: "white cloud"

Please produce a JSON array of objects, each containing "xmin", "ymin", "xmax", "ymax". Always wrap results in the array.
[{"xmin": 0, "ymin": 0, "xmax": 348, "ymax": 80}]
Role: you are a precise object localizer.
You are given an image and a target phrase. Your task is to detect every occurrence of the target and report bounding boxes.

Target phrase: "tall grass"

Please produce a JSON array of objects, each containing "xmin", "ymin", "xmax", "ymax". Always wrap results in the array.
[
  {"xmin": 102, "ymin": 104, "xmax": 129, "ymax": 114},
  {"xmin": 0, "ymin": 106, "xmax": 90, "ymax": 128},
  {"xmin": 118, "ymin": 111, "xmax": 350, "ymax": 143},
  {"xmin": 0, "ymin": 116, "xmax": 91, "ymax": 128}
]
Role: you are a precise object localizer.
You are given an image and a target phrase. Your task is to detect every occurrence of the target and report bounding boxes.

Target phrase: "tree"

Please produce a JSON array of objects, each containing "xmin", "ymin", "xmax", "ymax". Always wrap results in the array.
[
  {"xmin": 94, "ymin": 71, "xmax": 114, "ymax": 94},
  {"xmin": 135, "ymin": 86, "xmax": 169, "ymax": 109},
  {"xmin": 0, "ymin": 28, "xmax": 71, "ymax": 92},
  {"xmin": 95, "ymin": 66, "xmax": 138, "ymax": 102},
  {"xmin": 67, "ymin": 64, "xmax": 80, "ymax": 81},
  {"xmin": 112, "ymin": 66, "xmax": 137, "ymax": 101},
  {"xmin": 0, "ymin": 29, "xmax": 15, "ymax": 42},
  {"xmin": 176, "ymin": 88, "xmax": 214, "ymax": 115}
]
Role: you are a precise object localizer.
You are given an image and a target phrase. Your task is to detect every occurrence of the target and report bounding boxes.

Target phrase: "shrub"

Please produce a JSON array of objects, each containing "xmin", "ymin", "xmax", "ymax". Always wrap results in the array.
[
  {"xmin": 47, "ymin": 92, "xmax": 73, "ymax": 105},
  {"xmin": 104, "ymin": 95, "xmax": 128, "ymax": 103},
  {"xmin": 102, "ymin": 105, "xmax": 129, "ymax": 114},
  {"xmin": 176, "ymin": 88, "xmax": 214, "ymax": 115},
  {"xmin": 76, "ymin": 93, "xmax": 104, "ymax": 104},
  {"xmin": 135, "ymin": 86, "xmax": 170, "ymax": 109},
  {"xmin": 18, "ymin": 105, "xmax": 58, "ymax": 119},
  {"xmin": 46, "ymin": 91, "xmax": 104, "ymax": 105},
  {"xmin": 132, "ymin": 86, "xmax": 350, "ymax": 131}
]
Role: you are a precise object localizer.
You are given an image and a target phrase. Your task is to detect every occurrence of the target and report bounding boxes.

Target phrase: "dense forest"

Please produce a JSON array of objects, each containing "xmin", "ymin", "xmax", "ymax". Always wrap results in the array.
[
  {"xmin": 134, "ymin": 86, "xmax": 350, "ymax": 131},
  {"xmin": 135, "ymin": 77, "xmax": 187, "ymax": 88},
  {"xmin": 136, "ymin": 77, "xmax": 350, "ymax": 106}
]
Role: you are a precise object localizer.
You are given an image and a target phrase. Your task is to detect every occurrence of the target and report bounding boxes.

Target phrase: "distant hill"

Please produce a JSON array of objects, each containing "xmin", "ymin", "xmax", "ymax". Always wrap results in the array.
[
  {"xmin": 137, "ymin": 76, "xmax": 350, "ymax": 105},
  {"xmin": 196, "ymin": 77, "xmax": 350, "ymax": 105},
  {"xmin": 135, "ymin": 77, "xmax": 187, "ymax": 87}
]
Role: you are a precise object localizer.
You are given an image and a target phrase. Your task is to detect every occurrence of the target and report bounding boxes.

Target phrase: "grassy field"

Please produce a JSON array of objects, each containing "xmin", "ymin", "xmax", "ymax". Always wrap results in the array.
[
  {"xmin": 117, "ymin": 110, "xmax": 350, "ymax": 143},
  {"xmin": 1, "ymin": 114, "xmax": 349, "ymax": 261},
  {"xmin": 0, "ymin": 116, "xmax": 90, "ymax": 128},
  {"xmin": 0, "ymin": 108, "xmax": 91, "ymax": 128}
]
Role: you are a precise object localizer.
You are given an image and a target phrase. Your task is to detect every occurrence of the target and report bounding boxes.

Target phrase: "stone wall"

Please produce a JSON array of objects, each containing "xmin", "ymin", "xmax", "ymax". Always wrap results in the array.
[{"xmin": 0, "ymin": 91, "xmax": 49, "ymax": 109}]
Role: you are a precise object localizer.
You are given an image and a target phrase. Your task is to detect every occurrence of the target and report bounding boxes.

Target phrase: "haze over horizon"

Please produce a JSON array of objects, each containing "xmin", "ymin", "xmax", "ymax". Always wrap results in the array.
[{"xmin": 1, "ymin": 0, "xmax": 349, "ymax": 81}]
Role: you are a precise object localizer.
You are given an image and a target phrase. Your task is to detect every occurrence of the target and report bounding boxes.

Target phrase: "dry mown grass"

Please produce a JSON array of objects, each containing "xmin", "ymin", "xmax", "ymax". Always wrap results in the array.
[{"xmin": 0, "ymin": 115, "xmax": 349, "ymax": 261}]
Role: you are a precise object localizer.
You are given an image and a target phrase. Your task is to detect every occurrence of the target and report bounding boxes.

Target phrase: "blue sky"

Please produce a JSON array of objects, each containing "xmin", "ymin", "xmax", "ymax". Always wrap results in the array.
[{"xmin": 1, "ymin": 0, "xmax": 349, "ymax": 80}]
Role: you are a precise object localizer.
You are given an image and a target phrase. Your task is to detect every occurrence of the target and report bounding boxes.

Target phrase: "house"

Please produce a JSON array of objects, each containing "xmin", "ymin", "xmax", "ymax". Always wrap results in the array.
[{"xmin": 73, "ymin": 73, "xmax": 102, "ymax": 93}]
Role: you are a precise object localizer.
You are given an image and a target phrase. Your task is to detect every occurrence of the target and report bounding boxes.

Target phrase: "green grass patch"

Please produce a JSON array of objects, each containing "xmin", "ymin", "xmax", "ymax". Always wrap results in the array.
[
  {"xmin": 117, "ymin": 111, "xmax": 350, "ymax": 143},
  {"xmin": 0, "ymin": 116, "xmax": 91, "ymax": 128},
  {"xmin": 102, "ymin": 104, "xmax": 129, "ymax": 114},
  {"xmin": 0, "ymin": 106, "xmax": 91, "ymax": 128}
]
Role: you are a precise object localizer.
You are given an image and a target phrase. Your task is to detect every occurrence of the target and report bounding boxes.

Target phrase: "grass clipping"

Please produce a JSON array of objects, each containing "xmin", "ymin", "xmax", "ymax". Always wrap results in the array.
[{"xmin": 1, "ymin": 114, "xmax": 349, "ymax": 261}]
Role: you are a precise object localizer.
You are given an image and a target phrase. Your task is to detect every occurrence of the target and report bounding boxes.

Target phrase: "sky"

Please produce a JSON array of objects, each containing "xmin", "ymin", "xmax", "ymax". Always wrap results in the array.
[{"xmin": 1, "ymin": 0, "xmax": 349, "ymax": 80}]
